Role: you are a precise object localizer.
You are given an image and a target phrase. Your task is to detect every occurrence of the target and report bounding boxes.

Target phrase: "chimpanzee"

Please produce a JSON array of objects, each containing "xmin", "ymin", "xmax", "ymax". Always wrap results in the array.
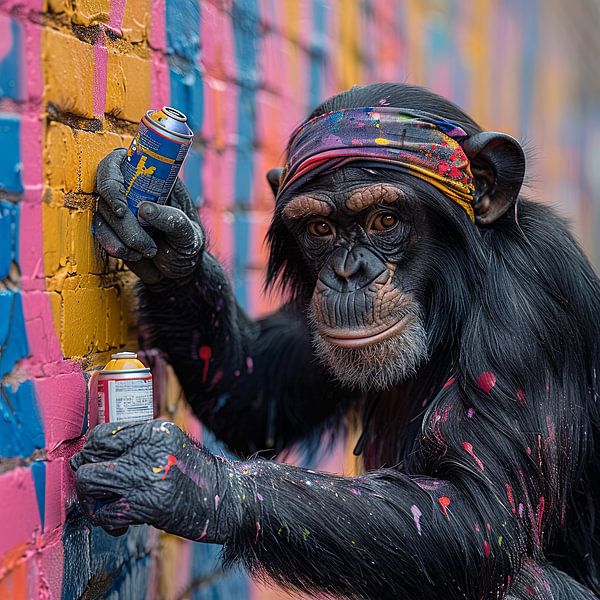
[{"xmin": 71, "ymin": 83, "xmax": 600, "ymax": 599}]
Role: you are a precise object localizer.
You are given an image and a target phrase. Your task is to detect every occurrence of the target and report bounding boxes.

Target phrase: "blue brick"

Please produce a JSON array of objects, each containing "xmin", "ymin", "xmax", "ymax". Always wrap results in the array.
[
  {"xmin": 166, "ymin": 0, "xmax": 200, "ymax": 62},
  {"xmin": 0, "ymin": 290, "xmax": 28, "ymax": 379},
  {"xmin": 0, "ymin": 380, "xmax": 45, "ymax": 458},
  {"xmin": 31, "ymin": 460, "xmax": 46, "ymax": 530},
  {"xmin": 0, "ymin": 17, "xmax": 22, "ymax": 101},
  {"xmin": 183, "ymin": 146, "xmax": 203, "ymax": 207},
  {"xmin": 0, "ymin": 115, "xmax": 23, "ymax": 193},
  {"xmin": 169, "ymin": 63, "xmax": 204, "ymax": 132},
  {"xmin": 0, "ymin": 201, "xmax": 19, "ymax": 278}
]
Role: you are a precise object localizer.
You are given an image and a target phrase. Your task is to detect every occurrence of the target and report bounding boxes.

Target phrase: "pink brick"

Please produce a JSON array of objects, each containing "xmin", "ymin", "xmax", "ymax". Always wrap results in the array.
[
  {"xmin": 35, "ymin": 372, "xmax": 87, "ymax": 450},
  {"xmin": 0, "ymin": 468, "xmax": 41, "ymax": 558},
  {"xmin": 200, "ymin": 3, "xmax": 236, "ymax": 81}
]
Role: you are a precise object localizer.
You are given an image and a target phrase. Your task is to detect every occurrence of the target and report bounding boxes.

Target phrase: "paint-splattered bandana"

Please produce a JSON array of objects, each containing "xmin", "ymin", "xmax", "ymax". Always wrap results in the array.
[{"xmin": 278, "ymin": 107, "xmax": 476, "ymax": 221}]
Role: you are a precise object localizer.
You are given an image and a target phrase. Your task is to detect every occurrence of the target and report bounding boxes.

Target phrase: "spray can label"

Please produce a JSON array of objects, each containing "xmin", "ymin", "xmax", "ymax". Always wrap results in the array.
[
  {"xmin": 121, "ymin": 106, "xmax": 193, "ymax": 216},
  {"xmin": 97, "ymin": 352, "xmax": 154, "ymax": 423}
]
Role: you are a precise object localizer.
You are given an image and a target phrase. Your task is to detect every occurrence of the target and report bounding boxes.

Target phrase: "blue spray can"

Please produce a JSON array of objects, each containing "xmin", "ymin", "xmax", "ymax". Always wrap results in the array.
[{"xmin": 121, "ymin": 106, "xmax": 193, "ymax": 216}]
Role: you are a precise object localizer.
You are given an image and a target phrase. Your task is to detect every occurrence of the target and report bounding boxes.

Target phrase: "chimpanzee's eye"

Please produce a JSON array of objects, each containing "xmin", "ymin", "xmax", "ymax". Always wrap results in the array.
[
  {"xmin": 307, "ymin": 220, "xmax": 334, "ymax": 237},
  {"xmin": 368, "ymin": 212, "xmax": 398, "ymax": 232}
]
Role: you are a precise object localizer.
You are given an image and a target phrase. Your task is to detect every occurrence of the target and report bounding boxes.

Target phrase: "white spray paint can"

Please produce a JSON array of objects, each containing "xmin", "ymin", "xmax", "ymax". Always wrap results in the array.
[{"xmin": 97, "ymin": 352, "xmax": 154, "ymax": 423}]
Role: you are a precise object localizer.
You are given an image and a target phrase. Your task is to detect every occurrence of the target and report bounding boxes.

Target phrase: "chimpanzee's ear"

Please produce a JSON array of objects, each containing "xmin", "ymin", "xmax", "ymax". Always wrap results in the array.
[
  {"xmin": 462, "ymin": 132, "xmax": 525, "ymax": 226},
  {"xmin": 266, "ymin": 168, "xmax": 283, "ymax": 197}
]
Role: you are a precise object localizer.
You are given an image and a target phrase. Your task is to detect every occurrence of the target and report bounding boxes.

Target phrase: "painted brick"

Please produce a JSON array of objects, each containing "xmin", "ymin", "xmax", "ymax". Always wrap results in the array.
[
  {"xmin": 44, "ymin": 121, "xmax": 77, "ymax": 193},
  {"xmin": 0, "ymin": 472, "xmax": 41, "ymax": 555},
  {"xmin": 169, "ymin": 63, "xmax": 203, "ymax": 132},
  {"xmin": 0, "ymin": 290, "xmax": 28, "ymax": 379},
  {"xmin": 0, "ymin": 16, "xmax": 23, "ymax": 101},
  {"xmin": 121, "ymin": 0, "xmax": 152, "ymax": 42},
  {"xmin": 0, "ymin": 201, "xmax": 19, "ymax": 279},
  {"xmin": 0, "ymin": 380, "xmax": 45, "ymax": 458},
  {"xmin": 42, "ymin": 28, "xmax": 95, "ymax": 119},
  {"xmin": 35, "ymin": 372, "xmax": 86, "ymax": 449},
  {"xmin": 0, "ymin": 115, "xmax": 23, "ymax": 193},
  {"xmin": 61, "ymin": 280, "xmax": 108, "ymax": 355},
  {"xmin": 72, "ymin": 0, "xmax": 111, "ymax": 26},
  {"xmin": 75, "ymin": 129, "xmax": 123, "ymax": 193},
  {"xmin": 166, "ymin": 0, "xmax": 200, "ymax": 61},
  {"xmin": 105, "ymin": 50, "xmax": 151, "ymax": 122}
]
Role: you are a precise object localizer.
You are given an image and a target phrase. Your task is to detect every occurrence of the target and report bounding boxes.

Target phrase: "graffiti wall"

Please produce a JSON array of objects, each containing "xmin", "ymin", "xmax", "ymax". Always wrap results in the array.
[{"xmin": 1, "ymin": 0, "xmax": 599, "ymax": 598}]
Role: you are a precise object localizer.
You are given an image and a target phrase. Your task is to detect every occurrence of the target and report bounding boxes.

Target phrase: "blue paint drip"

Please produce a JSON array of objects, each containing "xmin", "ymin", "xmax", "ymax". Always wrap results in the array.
[
  {"xmin": 0, "ymin": 115, "xmax": 23, "ymax": 193},
  {"xmin": 0, "ymin": 380, "xmax": 45, "ymax": 458},
  {"xmin": 0, "ymin": 200, "xmax": 19, "ymax": 279},
  {"xmin": 165, "ymin": 0, "xmax": 200, "ymax": 62},
  {"xmin": 310, "ymin": 0, "xmax": 327, "ymax": 109},
  {"xmin": 0, "ymin": 18, "xmax": 23, "ymax": 101},
  {"xmin": 31, "ymin": 460, "xmax": 46, "ymax": 530},
  {"xmin": 0, "ymin": 290, "xmax": 29, "ymax": 379}
]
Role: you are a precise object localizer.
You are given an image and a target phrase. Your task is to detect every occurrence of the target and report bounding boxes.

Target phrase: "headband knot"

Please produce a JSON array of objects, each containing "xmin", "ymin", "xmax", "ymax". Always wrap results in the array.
[{"xmin": 278, "ymin": 107, "xmax": 476, "ymax": 222}]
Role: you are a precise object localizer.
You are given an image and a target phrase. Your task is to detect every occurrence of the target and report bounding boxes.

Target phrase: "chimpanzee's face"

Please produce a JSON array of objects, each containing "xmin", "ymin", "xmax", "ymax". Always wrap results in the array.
[{"xmin": 282, "ymin": 168, "xmax": 430, "ymax": 391}]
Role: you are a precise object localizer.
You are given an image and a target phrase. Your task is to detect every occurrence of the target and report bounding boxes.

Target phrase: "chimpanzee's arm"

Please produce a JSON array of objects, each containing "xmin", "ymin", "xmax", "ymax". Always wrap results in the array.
[
  {"xmin": 138, "ymin": 253, "xmax": 349, "ymax": 457},
  {"xmin": 216, "ymin": 380, "xmax": 590, "ymax": 599}
]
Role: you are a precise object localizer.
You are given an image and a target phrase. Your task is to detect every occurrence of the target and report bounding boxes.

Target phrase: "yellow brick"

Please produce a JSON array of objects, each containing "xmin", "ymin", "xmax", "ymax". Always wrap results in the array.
[
  {"xmin": 72, "ymin": 0, "xmax": 110, "ymax": 26},
  {"xmin": 41, "ymin": 200, "xmax": 69, "ymax": 277},
  {"xmin": 42, "ymin": 29, "xmax": 95, "ymax": 119},
  {"xmin": 104, "ymin": 286, "xmax": 122, "ymax": 348},
  {"xmin": 121, "ymin": 0, "xmax": 151, "ymax": 43},
  {"xmin": 74, "ymin": 129, "xmax": 123, "ymax": 193},
  {"xmin": 62, "ymin": 284, "xmax": 107, "ymax": 356},
  {"xmin": 105, "ymin": 51, "xmax": 151, "ymax": 123},
  {"xmin": 48, "ymin": 291, "xmax": 62, "ymax": 343},
  {"xmin": 45, "ymin": 121, "xmax": 77, "ymax": 192},
  {"xmin": 68, "ymin": 209, "xmax": 104, "ymax": 275}
]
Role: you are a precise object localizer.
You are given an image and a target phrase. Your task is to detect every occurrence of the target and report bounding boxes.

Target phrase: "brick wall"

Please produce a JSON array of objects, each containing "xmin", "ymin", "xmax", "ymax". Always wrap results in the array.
[{"xmin": 1, "ymin": 1, "xmax": 600, "ymax": 598}]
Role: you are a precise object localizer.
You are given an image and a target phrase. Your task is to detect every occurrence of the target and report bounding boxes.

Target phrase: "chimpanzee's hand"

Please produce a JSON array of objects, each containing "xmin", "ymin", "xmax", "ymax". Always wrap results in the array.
[
  {"xmin": 93, "ymin": 148, "xmax": 205, "ymax": 287},
  {"xmin": 70, "ymin": 420, "xmax": 230, "ymax": 541}
]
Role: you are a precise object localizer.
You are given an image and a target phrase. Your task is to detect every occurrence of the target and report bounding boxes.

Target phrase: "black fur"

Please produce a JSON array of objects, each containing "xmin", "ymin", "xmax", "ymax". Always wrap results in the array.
[{"xmin": 139, "ymin": 83, "xmax": 600, "ymax": 598}]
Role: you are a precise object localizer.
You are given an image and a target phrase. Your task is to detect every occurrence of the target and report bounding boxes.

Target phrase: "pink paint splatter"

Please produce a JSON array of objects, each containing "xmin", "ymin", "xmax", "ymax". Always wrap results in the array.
[
  {"xmin": 518, "ymin": 503, "xmax": 525, "ymax": 518},
  {"xmin": 467, "ymin": 407, "xmax": 475, "ymax": 418},
  {"xmin": 246, "ymin": 356, "xmax": 254, "ymax": 374},
  {"xmin": 483, "ymin": 540, "xmax": 491, "ymax": 558},
  {"xmin": 443, "ymin": 376, "xmax": 455, "ymax": 389},
  {"xmin": 255, "ymin": 520, "xmax": 261, "ymax": 542},
  {"xmin": 162, "ymin": 454, "xmax": 177, "ymax": 480},
  {"xmin": 477, "ymin": 371, "xmax": 497, "ymax": 393},
  {"xmin": 199, "ymin": 345, "xmax": 212, "ymax": 383},
  {"xmin": 537, "ymin": 496, "xmax": 545, "ymax": 540},
  {"xmin": 462, "ymin": 442, "xmax": 484, "ymax": 471},
  {"xmin": 350, "ymin": 488, "xmax": 361, "ymax": 496},
  {"xmin": 517, "ymin": 389, "xmax": 526, "ymax": 406},
  {"xmin": 256, "ymin": 492, "xmax": 264, "ymax": 502},
  {"xmin": 505, "ymin": 483, "xmax": 516, "ymax": 514},
  {"xmin": 438, "ymin": 496, "xmax": 451, "ymax": 518},
  {"xmin": 411, "ymin": 505, "xmax": 422, "ymax": 535},
  {"xmin": 197, "ymin": 519, "xmax": 210, "ymax": 541}
]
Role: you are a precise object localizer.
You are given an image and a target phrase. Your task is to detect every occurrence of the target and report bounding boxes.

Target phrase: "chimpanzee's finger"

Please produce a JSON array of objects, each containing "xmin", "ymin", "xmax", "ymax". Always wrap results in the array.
[
  {"xmin": 124, "ymin": 256, "xmax": 163, "ymax": 285},
  {"xmin": 74, "ymin": 461, "xmax": 131, "ymax": 498},
  {"xmin": 137, "ymin": 202, "xmax": 204, "ymax": 253},
  {"xmin": 95, "ymin": 149, "xmax": 129, "ymax": 217},
  {"xmin": 98, "ymin": 201, "xmax": 157, "ymax": 258},
  {"xmin": 92, "ymin": 213, "xmax": 143, "ymax": 262},
  {"xmin": 71, "ymin": 423, "xmax": 146, "ymax": 470},
  {"xmin": 91, "ymin": 497, "xmax": 139, "ymax": 532}
]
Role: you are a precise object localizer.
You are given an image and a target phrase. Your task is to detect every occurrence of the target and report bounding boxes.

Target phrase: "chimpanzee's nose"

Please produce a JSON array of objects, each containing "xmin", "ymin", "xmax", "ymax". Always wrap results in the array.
[{"xmin": 319, "ymin": 246, "xmax": 386, "ymax": 292}]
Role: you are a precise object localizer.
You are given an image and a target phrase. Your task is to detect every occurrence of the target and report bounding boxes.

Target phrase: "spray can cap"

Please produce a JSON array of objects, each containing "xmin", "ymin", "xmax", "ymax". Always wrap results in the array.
[{"xmin": 111, "ymin": 352, "xmax": 138, "ymax": 359}]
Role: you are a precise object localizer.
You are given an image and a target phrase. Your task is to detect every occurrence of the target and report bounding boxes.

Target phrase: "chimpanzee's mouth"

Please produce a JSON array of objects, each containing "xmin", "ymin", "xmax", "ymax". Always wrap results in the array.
[{"xmin": 319, "ymin": 315, "xmax": 411, "ymax": 348}]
